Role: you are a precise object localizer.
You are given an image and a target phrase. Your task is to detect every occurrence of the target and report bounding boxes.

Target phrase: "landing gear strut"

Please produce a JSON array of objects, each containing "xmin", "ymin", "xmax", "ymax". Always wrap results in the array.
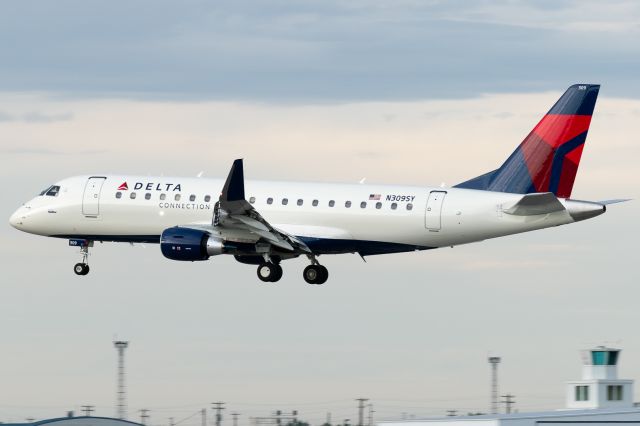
[
  {"xmin": 303, "ymin": 256, "xmax": 328, "ymax": 284},
  {"xmin": 72, "ymin": 240, "xmax": 92, "ymax": 276},
  {"xmin": 257, "ymin": 262, "xmax": 283, "ymax": 282}
]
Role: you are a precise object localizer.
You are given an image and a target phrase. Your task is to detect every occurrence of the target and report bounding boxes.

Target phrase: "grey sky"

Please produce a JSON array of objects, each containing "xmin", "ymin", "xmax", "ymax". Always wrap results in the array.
[
  {"xmin": 1, "ymin": 1, "xmax": 639, "ymax": 426},
  {"xmin": 1, "ymin": 1, "xmax": 640, "ymax": 101}
]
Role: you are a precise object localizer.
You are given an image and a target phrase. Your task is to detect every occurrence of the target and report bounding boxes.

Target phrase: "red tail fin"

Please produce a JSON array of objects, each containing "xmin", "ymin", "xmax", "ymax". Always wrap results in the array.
[{"xmin": 456, "ymin": 84, "xmax": 600, "ymax": 198}]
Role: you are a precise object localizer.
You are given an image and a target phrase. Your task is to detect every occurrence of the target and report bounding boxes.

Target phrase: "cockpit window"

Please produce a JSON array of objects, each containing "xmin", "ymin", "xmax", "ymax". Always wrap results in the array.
[{"xmin": 40, "ymin": 185, "xmax": 60, "ymax": 197}]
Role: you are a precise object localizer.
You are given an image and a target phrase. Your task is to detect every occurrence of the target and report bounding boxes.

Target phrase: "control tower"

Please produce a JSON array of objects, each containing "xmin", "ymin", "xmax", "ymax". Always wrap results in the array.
[{"xmin": 566, "ymin": 346, "xmax": 634, "ymax": 409}]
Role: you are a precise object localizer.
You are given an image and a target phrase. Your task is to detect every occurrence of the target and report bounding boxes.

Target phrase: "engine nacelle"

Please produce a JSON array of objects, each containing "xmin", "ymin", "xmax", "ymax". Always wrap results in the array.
[{"xmin": 160, "ymin": 227, "xmax": 227, "ymax": 261}]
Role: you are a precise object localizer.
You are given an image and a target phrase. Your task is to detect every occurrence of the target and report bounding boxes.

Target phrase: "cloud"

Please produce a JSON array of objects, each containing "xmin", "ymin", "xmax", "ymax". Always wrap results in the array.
[
  {"xmin": 0, "ymin": 111, "xmax": 74, "ymax": 123},
  {"xmin": 22, "ymin": 111, "xmax": 74, "ymax": 123},
  {"xmin": 0, "ymin": 90, "xmax": 637, "ymax": 199},
  {"xmin": 0, "ymin": 1, "xmax": 639, "ymax": 101}
]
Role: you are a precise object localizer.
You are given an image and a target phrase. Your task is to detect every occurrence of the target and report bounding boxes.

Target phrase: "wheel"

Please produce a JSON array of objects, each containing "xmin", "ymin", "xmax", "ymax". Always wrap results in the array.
[
  {"xmin": 257, "ymin": 263, "xmax": 280, "ymax": 282},
  {"xmin": 269, "ymin": 264, "xmax": 283, "ymax": 282},
  {"xmin": 303, "ymin": 265, "xmax": 324, "ymax": 284},
  {"xmin": 316, "ymin": 265, "xmax": 328, "ymax": 284},
  {"xmin": 74, "ymin": 263, "xmax": 89, "ymax": 276}
]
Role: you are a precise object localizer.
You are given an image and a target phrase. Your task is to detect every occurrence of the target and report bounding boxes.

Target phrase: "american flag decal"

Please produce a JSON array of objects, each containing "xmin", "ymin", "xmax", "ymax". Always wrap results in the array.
[{"xmin": 369, "ymin": 194, "xmax": 381, "ymax": 200}]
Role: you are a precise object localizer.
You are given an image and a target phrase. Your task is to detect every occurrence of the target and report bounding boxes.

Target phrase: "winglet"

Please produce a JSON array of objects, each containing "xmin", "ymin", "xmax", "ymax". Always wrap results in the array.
[{"xmin": 221, "ymin": 159, "xmax": 245, "ymax": 202}]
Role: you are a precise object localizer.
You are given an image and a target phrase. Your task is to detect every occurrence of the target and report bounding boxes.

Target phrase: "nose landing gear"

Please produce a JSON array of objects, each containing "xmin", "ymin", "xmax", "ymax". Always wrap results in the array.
[
  {"xmin": 74, "ymin": 262, "xmax": 90, "ymax": 275},
  {"xmin": 70, "ymin": 239, "xmax": 92, "ymax": 276}
]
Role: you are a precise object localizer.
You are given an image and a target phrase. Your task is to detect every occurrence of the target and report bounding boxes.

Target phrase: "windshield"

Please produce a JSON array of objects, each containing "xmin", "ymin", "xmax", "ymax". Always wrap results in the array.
[{"xmin": 39, "ymin": 185, "xmax": 60, "ymax": 197}]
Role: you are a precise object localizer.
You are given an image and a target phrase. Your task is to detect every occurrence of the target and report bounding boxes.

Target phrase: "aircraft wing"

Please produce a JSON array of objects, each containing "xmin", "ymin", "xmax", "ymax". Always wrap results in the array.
[{"xmin": 208, "ymin": 159, "xmax": 312, "ymax": 254}]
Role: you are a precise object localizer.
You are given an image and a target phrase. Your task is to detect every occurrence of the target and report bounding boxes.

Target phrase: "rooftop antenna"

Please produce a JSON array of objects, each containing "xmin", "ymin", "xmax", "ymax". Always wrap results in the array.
[
  {"xmin": 488, "ymin": 356, "xmax": 501, "ymax": 415},
  {"xmin": 114, "ymin": 340, "xmax": 130, "ymax": 419}
]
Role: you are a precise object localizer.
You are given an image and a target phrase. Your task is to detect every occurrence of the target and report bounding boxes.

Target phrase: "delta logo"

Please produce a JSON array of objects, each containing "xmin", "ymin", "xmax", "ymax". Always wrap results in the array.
[{"xmin": 117, "ymin": 181, "xmax": 182, "ymax": 191}]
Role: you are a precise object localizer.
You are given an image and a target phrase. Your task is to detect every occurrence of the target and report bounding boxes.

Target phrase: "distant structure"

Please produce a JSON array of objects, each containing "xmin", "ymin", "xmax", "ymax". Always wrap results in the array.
[
  {"xmin": 1, "ymin": 416, "xmax": 144, "ymax": 426},
  {"xmin": 488, "ymin": 356, "xmax": 501, "ymax": 414},
  {"xmin": 379, "ymin": 346, "xmax": 640, "ymax": 426},
  {"xmin": 114, "ymin": 341, "xmax": 130, "ymax": 419},
  {"xmin": 566, "ymin": 346, "xmax": 634, "ymax": 409},
  {"xmin": 356, "ymin": 399, "xmax": 369, "ymax": 426},
  {"xmin": 212, "ymin": 402, "xmax": 225, "ymax": 426}
]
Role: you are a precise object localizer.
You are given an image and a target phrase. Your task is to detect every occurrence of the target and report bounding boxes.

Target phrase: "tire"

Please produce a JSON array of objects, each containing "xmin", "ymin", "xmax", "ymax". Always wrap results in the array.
[
  {"xmin": 257, "ymin": 263, "xmax": 275, "ymax": 282},
  {"xmin": 316, "ymin": 265, "xmax": 328, "ymax": 284},
  {"xmin": 303, "ymin": 265, "xmax": 321, "ymax": 284},
  {"xmin": 269, "ymin": 264, "xmax": 283, "ymax": 282},
  {"xmin": 74, "ymin": 263, "xmax": 89, "ymax": 276},
  {"xmin": 74, "ymin": 263, "xmax": 84, "ymax": 275}
]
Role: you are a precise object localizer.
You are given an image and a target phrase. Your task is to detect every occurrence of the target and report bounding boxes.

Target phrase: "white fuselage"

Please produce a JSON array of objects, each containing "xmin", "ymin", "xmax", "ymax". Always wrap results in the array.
[{"xmin": 10, "ymin": 175, "xmax": 589, "ymax": 255}]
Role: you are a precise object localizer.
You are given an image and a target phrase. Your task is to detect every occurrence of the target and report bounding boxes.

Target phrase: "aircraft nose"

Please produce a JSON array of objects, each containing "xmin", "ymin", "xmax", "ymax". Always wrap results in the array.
[{"xmin": 9, "ymin": 208, "xmax": 25, "ymax": 229}]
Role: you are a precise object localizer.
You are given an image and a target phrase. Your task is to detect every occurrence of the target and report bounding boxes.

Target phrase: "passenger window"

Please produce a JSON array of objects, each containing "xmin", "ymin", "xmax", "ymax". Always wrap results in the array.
[
  {"xmin": 174, "ymin": 194, "xmax": 181, "ymax": 201},
  {"xmin": 189, "ymin": 194, "xmax": 196, "ymax": 202},
  {"xmin": 297, "ymin": 199, "xmax": 303, "ymax": 206},
  {"xmin": 160, "ymin": 193, "xmax": 166, "ymax": 201},
  {"xmin": 145, "ymin": 193, "xmax": 151, "ymax": 200},
  {"xmin": 204, "ymin": 195, "xmax": 211, "ymax": 202},
  {"xmin": 312, "ymin": 199, "xmax": 318, "ymax": 207},
  {"xmin": 249, "ymin": 196, "xmax": 256, "ymax": 204},
  {"xmin": 360, "ymin": 201, "xmax": 367, "ymax": 208},
  {"xmin": 328, "ymin": 200, "xmax": 335, "ymax": 207},
  {"xmin": 116, "ymin": 192, "xmax": 122, "ymax": 199},
  {"xmin": 391, "ymin": 202, "xmax": 398, "ymax": 210},
  {"xmin": 376, "ymin": 202, "xmax": 382, "ymax": 209},
  {"xmin": 407, "ymin": 203, "xmax": 413, "ymax": 210},
  {"xmin": 282, "ymin": 198, "xmax": 289, "ymax": 205},
  {"xmin": 130, "ymin": 192, "xmax": 137, "ymax": 199},
  {"xmin": 267, "ymin": 197, "xmax": 273, "ymax": 205},
  {"xmin": 345, "ymin": 201, "xmax": 351, "ymax": 208}
]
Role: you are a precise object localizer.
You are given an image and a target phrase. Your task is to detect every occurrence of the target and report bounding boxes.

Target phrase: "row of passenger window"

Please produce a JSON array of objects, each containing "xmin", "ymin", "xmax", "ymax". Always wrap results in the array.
[
  {"xmin": 116, "ymin": 192, "xmax": 212, "ymax": 202},
  {"xmin": 262, "ymin": 196, "xmax": 413, "ymax": 210},
  {"xmin": 115, "ymin": 192, "xmax": 413, "ymax": 210}
]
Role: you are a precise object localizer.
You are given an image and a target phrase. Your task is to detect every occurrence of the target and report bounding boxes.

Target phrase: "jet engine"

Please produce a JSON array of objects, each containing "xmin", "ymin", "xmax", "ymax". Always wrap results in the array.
[{"xmin": 160, "ymin": 227, "xmax": 226, "ymax": 261}]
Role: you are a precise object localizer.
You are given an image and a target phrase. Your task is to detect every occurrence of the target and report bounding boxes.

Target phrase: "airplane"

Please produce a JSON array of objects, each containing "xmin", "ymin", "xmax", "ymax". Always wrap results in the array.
[{"xmin": 9, "ymin": 84, "xmax": 626, "ymax": 284}]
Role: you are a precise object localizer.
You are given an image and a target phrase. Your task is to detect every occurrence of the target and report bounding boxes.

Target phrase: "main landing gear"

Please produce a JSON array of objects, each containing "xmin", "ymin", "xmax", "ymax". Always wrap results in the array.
[
  {"xmin": 303, "ymin": 264, "xmax": 328, "ymax": 285},
  {"xmin": 303, "ymin": 255, "xmax": 328, "ymax": 285},
  {"xmin": 257, "ymin": 262, "xmax": 283, "ymax": 282},
  {"xmin": 72, "ymin": 239, "xmax": 92, "ymax": 276},
  {"xmin": 255, "ymin": 255, "xmax": 329, "ymax": 284}
]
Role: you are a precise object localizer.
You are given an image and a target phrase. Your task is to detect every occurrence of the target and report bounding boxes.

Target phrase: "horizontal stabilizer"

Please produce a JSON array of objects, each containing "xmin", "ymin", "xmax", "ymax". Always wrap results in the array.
[
  {"xmin": 597, "ymin": 199, "xmax": 631, "ymax": 205},
  {"xmin": 504, "ymin": 192, "xmax": 566, "ymax": 216}
]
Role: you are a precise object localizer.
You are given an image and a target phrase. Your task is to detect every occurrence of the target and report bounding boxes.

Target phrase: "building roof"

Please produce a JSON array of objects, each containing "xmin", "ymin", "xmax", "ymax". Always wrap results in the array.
[
  {"xmin": 379, "ymin": 407, "xmax": 640, "ymax": 423},
  {"xmin": 1, "ymin": 416, "xmax": 144, "ymax": 426}
]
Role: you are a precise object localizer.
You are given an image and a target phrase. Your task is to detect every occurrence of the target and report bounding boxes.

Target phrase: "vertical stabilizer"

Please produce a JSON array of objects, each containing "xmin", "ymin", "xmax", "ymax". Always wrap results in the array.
[{"xmin": 455, "ymin": 84, "xmax": 600, "ymax": 198}]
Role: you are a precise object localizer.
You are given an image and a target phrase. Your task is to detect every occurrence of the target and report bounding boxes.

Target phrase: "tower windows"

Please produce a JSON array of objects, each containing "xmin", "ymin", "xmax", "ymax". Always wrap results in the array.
[
  {"xmin": 607, "ymin": 385, "xmax": 623, "ymax": 401},
  {"xmin": 575, "ymin": 385, "xmax": 589, "ymax": 401}
]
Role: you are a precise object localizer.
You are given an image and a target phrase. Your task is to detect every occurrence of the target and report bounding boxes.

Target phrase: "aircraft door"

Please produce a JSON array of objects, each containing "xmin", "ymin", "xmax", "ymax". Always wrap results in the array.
[
  {"xmin": 425, "ymin": 191, "xmax": 447, "ymax": 231},
  {"xmin": 82, "ymin": 177, "xmax": 106, "ymax": 216}
]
